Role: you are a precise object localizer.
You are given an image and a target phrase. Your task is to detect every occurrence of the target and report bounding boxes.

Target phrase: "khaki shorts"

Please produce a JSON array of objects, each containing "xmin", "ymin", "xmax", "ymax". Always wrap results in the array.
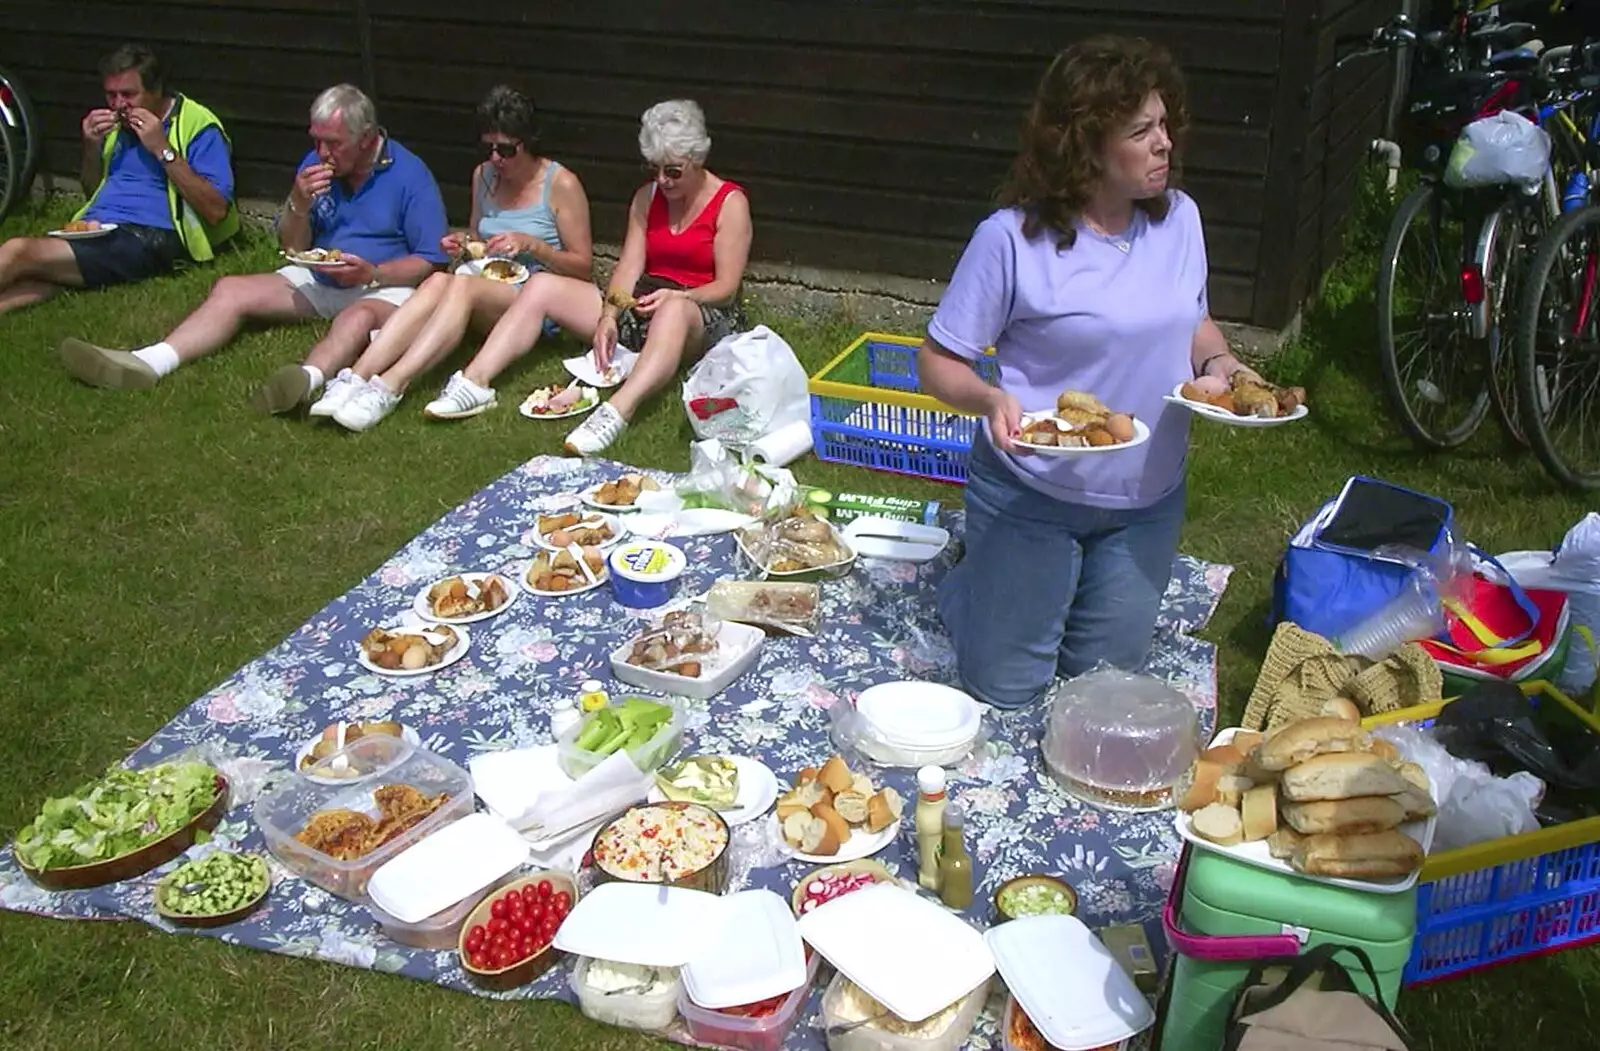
[{"xmin": 276, "ymin": 264, "xmax": 414, "ymax": 320}]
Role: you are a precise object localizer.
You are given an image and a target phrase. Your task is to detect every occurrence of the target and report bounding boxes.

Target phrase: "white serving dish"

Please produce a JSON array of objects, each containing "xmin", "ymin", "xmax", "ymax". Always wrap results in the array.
[
  {"xmin": 1163, "ymin": 382, "xmax": 1309, "ymax": 426},
  {"xmin": 985, "ymin": 915, "xmax": 1154, "ymax": 1051},
  {"xmin": 681, "ymin": 889, "xmax": 807, "ymax": 1010},
  {"xmin": 1013, "ymin": 413, "xmax": 1151, "ymax": 457},
  {"xmin": 647, "ymin": 754, "xmax": 780, "ymax": 826},
  {"xmin": 49, "ymin": 223, "xmax": 119, "ymax": 240},
  {"xmin": 796, "ymin": 881, "xmax": 995, "ymax": 1024},
  {"xmin": 856, "ymin": 682, "xmax": 980, "ymax": 749},
  {"xmin": 772, "ymin": 812, "xmax": 899, "ymax": 865},
  {"xmin": 366, "ymin": 811, "xmax": 529, "ymax": 924},
  {"xmin": 819, "ymin": 969, "xmax": 988, "ymax": 1051},
  {"xmin": 610, "ymin": 620, "xmax": 764, "ymax": 701},
  {"xmin": 410, "ymin": 571, "xmax": 519, "ymax": 624},
  {"xmin": 1171, "ymin": 726, "xmax": 1438, "ymax": 894},
  {"xmin": 842, "ymin": 516, "xmax": 950, "ymax": 563}
]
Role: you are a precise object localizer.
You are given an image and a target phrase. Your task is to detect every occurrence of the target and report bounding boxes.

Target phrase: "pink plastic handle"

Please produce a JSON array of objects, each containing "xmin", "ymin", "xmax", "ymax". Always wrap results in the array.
[{"xmin": 1162, "ymin": 848, "xmax": 1303, "ymax": 962}]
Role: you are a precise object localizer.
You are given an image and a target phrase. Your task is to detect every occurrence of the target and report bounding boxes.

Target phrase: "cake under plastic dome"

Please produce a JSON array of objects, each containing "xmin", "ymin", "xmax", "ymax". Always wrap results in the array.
[{"xmin": 1041, "ymin": 668, "xmax": 1201, "ymax": 813}]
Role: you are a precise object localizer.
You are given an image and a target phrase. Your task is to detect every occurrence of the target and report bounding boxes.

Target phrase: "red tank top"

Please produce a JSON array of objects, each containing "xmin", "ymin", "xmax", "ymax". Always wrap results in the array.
[{"xmin": 643, "ymin": 180, "xmax": 743, "ymax": 288}]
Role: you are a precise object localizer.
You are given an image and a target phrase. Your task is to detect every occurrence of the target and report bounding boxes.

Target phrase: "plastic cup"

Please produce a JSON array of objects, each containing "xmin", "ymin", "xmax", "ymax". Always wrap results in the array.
[{"xmin": 1334, "ymin": 579, "xmax": 1445, "ymax": 661}]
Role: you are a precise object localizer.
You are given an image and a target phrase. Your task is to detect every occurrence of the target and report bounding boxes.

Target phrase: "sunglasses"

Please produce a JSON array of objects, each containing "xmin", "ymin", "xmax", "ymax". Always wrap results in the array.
[
  {"xmin": 483, "ymin": 140, "xmax": 522, "ymax": 159},
  {"xmin": 645, "ymin": 162, "xmax": 687, "ymax": 180}
]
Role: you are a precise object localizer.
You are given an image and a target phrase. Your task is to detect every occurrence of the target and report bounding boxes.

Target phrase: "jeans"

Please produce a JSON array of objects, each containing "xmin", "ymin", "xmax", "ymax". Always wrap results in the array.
[{"xmin": 939, "ymin": 435, "xmax": 1186, "ymax": 709}]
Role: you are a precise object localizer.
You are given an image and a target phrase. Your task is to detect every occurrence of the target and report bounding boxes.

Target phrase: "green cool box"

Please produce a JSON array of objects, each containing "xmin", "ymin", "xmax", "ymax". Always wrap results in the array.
[{"xmin": 1158, "ymin": 850, "xmax": 1416, "ymax": 1051}]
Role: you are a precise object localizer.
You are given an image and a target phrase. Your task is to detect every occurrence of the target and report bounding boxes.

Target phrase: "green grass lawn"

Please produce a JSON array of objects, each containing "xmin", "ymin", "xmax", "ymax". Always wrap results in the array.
[{"xmin": 0, "ymin": 190, "xmax": 1596, "ymax": 1050}]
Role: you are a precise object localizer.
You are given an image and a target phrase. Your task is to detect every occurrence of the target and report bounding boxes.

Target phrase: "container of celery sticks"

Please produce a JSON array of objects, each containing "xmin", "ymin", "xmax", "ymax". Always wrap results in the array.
[{"xmin": 556, "ymin": 695, "xmax": 684, "ymax": 779}]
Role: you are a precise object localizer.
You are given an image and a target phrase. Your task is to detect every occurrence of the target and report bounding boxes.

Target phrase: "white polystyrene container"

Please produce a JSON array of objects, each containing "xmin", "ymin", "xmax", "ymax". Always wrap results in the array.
[{"xmin": 610, "ymin": 621, "xmax": 764, "ymax": 701}]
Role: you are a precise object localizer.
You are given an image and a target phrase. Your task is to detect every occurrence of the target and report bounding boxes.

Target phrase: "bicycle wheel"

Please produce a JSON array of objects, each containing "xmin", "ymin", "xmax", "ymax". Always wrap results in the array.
[
  {"xmin": 1485, "ymin": 200, "xmax": 1543, "ymax": 446},
  {"xmin": 0, "ymin": 65, "xmax": 39, "ymax": 208},
  {"xmin": 1513, "ymin": 202, "xmax": 1600, "ymax": 490},
  {"xmin": 0, "ymin": 107, "xmax": 19, "ymax": 222},
  {"xmin": 1376, "ymin": 182, "xmax": 1492, "ymax": 449}
]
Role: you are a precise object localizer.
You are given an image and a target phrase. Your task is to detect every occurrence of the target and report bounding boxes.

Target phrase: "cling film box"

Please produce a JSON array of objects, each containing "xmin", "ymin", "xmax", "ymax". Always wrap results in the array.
[{"xmin": 802, "ymin": 488, "xmax": 941, "ymax": 525}]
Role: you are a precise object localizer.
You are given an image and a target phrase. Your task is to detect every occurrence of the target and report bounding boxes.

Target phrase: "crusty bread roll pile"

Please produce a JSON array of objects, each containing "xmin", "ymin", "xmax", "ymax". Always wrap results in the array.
[
  {"xmin": 778, "ymin": 755, "xmax": 904, "ymax": 856},
  {"xmin": 1178, "ymin": 707, "xmax": 1434, "ymax": 881}
]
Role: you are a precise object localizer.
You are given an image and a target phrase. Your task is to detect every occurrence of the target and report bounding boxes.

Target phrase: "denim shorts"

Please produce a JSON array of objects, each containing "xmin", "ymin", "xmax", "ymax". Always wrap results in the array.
[
  {"xmin": 938, "ymin": 433, "xmax": 1187, "ymax": 709},
  {"xmin": 70, "ymin": 223, "xmax": 184, "ymax": 289}
]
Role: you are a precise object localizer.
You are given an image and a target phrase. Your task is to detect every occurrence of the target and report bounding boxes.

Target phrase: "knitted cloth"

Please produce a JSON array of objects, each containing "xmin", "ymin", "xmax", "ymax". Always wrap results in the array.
[{"xmin": 1242, "ymin": 622, "xmax": 1443, "ymax": 732}]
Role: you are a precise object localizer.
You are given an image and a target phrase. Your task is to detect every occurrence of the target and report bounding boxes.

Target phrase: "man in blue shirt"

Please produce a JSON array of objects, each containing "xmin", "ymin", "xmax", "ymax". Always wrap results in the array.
[
  {"xmin": 0, "ymin": 44, "xmax": 236, "ymax": 316},
  {"xmin": 60, "ymin": 83, "xmax": 449, "ymax": 412}
]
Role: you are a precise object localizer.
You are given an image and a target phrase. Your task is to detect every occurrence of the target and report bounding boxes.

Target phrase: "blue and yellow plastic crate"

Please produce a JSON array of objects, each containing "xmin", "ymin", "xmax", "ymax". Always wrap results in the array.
[
  {"xmin": 1362, "ymin": 682, "xmax": 1600, "ymax": 984},
  {"xmin": 807, "ymin": 332, "xmax": 997, "ymax": 483}
]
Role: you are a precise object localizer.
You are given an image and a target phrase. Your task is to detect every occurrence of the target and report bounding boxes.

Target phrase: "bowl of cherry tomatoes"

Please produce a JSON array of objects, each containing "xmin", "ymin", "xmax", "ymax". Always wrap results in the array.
[{"xmin": 457, "ymin": 870, "xmax": 577, "ymax": 991}]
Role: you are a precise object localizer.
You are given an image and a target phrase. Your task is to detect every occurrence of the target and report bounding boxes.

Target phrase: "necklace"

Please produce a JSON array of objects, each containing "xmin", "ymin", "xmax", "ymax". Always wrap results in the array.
[{"xmin": 1082, "ymin": 213, "xmax": 1133, "ymax": 254}]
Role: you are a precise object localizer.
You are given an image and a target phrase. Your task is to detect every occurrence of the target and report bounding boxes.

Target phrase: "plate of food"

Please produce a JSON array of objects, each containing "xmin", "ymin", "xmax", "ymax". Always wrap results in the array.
[
  {"xmin": 562, "ymin": 346, "xmax": 638, "ymax": 389},
  {"xmin": 295, "ymin": 720, "xmax": 421, "ymax": 784},
  {"xmin": 522, "ymin": 545, "xmax": 608, "ymax": 596},
  {"xmin": 647, "ymin": 755, "xmax": 780, "ymax": 826},
  {"xmin": 412, "ymin": 572, "xmax": 516, "ymax": 624},
  {"xmin": 580, "ymin": 472, "xmax": 662, "ymax": 512},
  {"xmin": 533, "ymin": 510, "xmax": 623, "ymax": 551},
  {"xmin": 454, "ymin": 257, "xmax": 530, "ymax": 285},
  {"xmin": 775, "ymin": 755, "xmax": 905, "ymax": 864},
  {"xmin": 519, "ymin": 382, "xmax": 599, "ymax": 419},
  {"xmin": 1165, "ymin": 375, "xmax": 1308, "ymax": 426},
  {"xmin": 282, "ymin": 247, "xmax": 353, "ymax": 269},
  {"xmin": 1172, "ymin": 718, "xmax": 1436, "ymax": 894},
  {"xmin": 1014, "ymin": 390, "xmax": 1149, "ymax": 456},
  {"xmin": 356, "ymin": 623, "xmax": 470, "ymax": 677},
  {"xmin": 48, "ymin": 220, "xmax": 118, "ymax": 240}
]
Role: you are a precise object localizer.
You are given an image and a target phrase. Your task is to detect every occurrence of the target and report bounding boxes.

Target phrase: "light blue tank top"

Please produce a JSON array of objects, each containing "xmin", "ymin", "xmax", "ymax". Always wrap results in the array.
[{"xmin": 476, "ymin": 160, "xmax": 563, "ymax": 266}]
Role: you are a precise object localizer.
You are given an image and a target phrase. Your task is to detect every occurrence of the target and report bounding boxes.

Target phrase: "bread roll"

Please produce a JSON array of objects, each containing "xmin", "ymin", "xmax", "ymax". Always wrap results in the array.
[
  {"xmin": 776, "ymin": 790, "xmax": 810, "ymax": 821},
  {"xmin": 1259, "ymin": 717, "xmax": 1372, "ymax": 771},
  {"xmin": 866, "ymin": 788, "xmax": 903, "ymax": 833},
  {"xmin": 1232, "ymin": 730, "xmax": 1264, "ymax": 754},
  {"xmin": 1177, "ymin": 759, "xmax": 1224, "ymax": 811},
  {"xmin": 1319, "ymin": 697, "xmax": 1362, "ymax": 722},
  {"xmin": 1241, "ymin": 784, "xmax": 1278, "ymax": 842},
  {"xmin": 1202, "ymin": 743, "xmax": 1247, "ymax": 773},
  {"xmin": 1291, "ymin": 831, "xmax": 1424, "ymax": 880},
  {"xmin": 1240, "ymin": 745, "xmax": 1278, "ymax": 784},
  {"xmin": 1266, "ymin": 827, "xmax": 1303, "ymax": 860},
  {"xmin": 1191, "ymin": 803, "xmax": 1243, "ymax": 846},
  {"xmin": 833, "ymin": 791, "xmax": 869, "ymax": 824},
  {"xmin": 781, "ymin": 811, "xmax": 812, "ymax": 846},
  {"xmin": 819, "ymin": 756, "xmax": 854, "ymax": 794},
  {"xmin": 1281, "ymin": 796, "xmax": 1407, "ymax": 835},
  {"xmin": 799, "ymin": 816, "xmax": 840, "ymax": 856},
  {"xmin": 1216, "ymin": 774, "xmax": 1255, "ymax": 808},
  {"xmin": 812, "ymin": 802, "xmax": 852, "ymax": 845},
  {"xmin": 1369, "ymin": 737, "xmax": 1401, "ymax": 763},
  {"xmin": 1280, "ymin": 752, "xmax": 1410, "ymax": 802}
]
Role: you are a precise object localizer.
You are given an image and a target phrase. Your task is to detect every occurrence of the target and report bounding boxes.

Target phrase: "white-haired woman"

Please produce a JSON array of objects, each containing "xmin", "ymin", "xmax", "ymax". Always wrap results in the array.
[{"xmin": 423, "ymin": 98, "xmax": 753, "ymax": 455}]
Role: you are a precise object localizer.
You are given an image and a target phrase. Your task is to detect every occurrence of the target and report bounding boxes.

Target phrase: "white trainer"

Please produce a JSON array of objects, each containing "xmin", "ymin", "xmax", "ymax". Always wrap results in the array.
[
  {"xmin": 332, "ymin": 378, "xmax": 401, "ymax": 432},
  {"xmin": 563, "ymin": 401, "xmax": 627, "ymax": 456},
  {"xmin": 423, "ymin": 371, "xmax": 497, "ymax": 419},
  {"xmin": 308, "ymin": 368, "xmax": 366, "ymax": 418}
]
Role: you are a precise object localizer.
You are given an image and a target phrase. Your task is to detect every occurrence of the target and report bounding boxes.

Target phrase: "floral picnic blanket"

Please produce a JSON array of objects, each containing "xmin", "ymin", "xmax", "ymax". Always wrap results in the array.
[{"xmin": 0, "ymin": 454, "xmax": 1230, "ymax": 1050}]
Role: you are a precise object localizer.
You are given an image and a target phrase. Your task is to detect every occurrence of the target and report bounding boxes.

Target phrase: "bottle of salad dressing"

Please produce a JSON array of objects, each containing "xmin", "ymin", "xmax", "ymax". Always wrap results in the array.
[
  {"xmin": 915, "ymin": 765, "xmax": 947, "ymax": 891},
  {"xmin": 937, "ymin": 805, "xmax": 974, "ymax": 909}
]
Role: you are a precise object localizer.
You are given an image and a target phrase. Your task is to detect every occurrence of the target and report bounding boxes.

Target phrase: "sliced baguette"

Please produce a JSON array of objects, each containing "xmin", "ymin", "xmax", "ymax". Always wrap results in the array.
[
  {"xmin": 833, "ymin": 790, "xmax": 869, "ymax": 824},
  {"xmin": 819, "ymin": 756, "xmax": 854, "ymax": 794},
  {"xmin": 799, "ymin": 815, "xmax": 840, "ymax": 856},
  {"xmin": 1216, "ymin": 774, "xmax": 1255, "ymax": 808},
  {"xmin": 1177, "ymin": 759, "xmax": 1224, "ymax": 812},
  {"xmin": 1232, "ymin": 729, "xmax": 1264, "ymax": 754},
  {"xmin": 1241, "ymin": 784, "xmax": 1278, "ymax": 842},
  {"xmin": 812, "ymin": 802, "xmax": 852, "ymax": 846},
  {"xmin": 1266, "ymin": 827, "xmax": 1304, "ymax": 860},
  {"xmin": 1202, "ymin": 743, "xmax": 1248, "ymax": 773},
  {"xmin": 1191, "ymin": 803, "xmax": 1244, "ymax": 847},
  {"xmin": 781, "ymin": 811, "xmax": 812, "ymax": 847},
  {"xmin": 850, "ymin": 772, "xmax": 876, "ymax": 797},
  {"xmin": 866, "ymin": 787, "xmax": 904, "ymax": 833},
  {"xmin": 775, "ymin": 790, "xmax": 811, "ymax": 821}
]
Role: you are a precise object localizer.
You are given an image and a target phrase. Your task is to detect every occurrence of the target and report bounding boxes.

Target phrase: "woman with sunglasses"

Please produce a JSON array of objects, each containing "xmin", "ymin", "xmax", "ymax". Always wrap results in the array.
[
  {"xmin": 311, "ymin": 84, "xmax": 594, "ymax": 430},
  {"xmin": 426, "ymin": 97, "xmax": 752, "ymax": 454}
]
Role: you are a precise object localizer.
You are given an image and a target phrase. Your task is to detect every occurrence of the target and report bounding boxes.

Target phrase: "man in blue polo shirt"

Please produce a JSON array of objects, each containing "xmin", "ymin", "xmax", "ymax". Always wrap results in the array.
[
  {"xmin": 60, "ymin": 83, "xmax": 449, "ymax": 412},
  {"xmin": 0, "ymin": 43, "xmax": 236, "ymax": 316}
]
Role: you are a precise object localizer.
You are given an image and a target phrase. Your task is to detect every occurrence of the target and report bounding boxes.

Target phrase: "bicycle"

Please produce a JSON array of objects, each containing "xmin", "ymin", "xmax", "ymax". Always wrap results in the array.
[{"xmin": 0, "ymin": 65, "xmax": 39, "ymax": 221}]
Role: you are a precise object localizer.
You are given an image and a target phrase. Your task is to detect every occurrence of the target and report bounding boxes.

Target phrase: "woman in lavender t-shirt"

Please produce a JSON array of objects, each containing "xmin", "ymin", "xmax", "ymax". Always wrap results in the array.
[{"xmin": 922, "ymin": 36, "xmax": 1274, "ymax": 709}]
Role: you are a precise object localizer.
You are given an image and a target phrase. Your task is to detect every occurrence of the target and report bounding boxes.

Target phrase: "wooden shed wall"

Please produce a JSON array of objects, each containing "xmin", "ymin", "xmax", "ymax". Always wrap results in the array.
[{"xmin": 0, "ymin": 0, "xmax": 1388, "ymax": 328}]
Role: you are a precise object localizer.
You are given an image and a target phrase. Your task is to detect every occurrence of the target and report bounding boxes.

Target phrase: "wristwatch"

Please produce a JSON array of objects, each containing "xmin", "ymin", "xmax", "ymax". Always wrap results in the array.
[{"xmin": 159, "ymin": 147, "xmax": 178, "ymax": 165}]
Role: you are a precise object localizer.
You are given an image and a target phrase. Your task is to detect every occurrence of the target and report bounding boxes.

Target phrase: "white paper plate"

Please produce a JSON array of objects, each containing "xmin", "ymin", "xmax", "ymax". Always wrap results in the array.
[
  {"xmin": 518, "ymin": 386, "xmax": 599, "ymax": 420},
  {"xmin": 533, "ymin": 511, "xmax": 625, "ymax": 552},
  {"xmin": 452, "ymin": 257, "xmax": 530, "ymax": 285},
  {"xmin": 647, "ymin": 755, "xmax": 780, "ymax": 826},
  {"xmin": 281, "ymin": 250, "xmax": 353, "ymax": 269},
  {"xmin": 519, "ymin": 557, "xmax": 609, "ymax": 597},
  {"xmin": 294, "ymin": 723, "xmax": 421, "ymax": 785},
  {"xmin": 1163, "ymin": 382, "xmax": 1309, "ymax": 426},
  {"xmin": 1013, "ymin": 413, "xmax": 1151, "ymax": 457},
  {"xmin": 355, "ymin": 624, "xmax": 470, "ymax": 678},
  {"xmin": 48, "ymin": 223, "xmax": 118, "ymax": 240},
  {"xmin": 553, "ymin": 882, "xmax": 728, "ymax": 967},
  {"xmin": 624, "ymin": 508, "xmax": 759, "ymax": 539},
  {"xmin": 578, "ymin": 477, "xmax": 665, "ymax": 513},
  {"xmin": 1172, "ymin": 727, "xmax": 1437, "ymax": 894},
  {"xmin": 563, "ymin": 346, "xmax": 638, "ymax": 388},
  {"xmin": 772, "ymin": 811, "xmax": 899, "ymax": 865},
  {"xmin": 797, "ymin": 881, "xmax": 995, "ymax": 1024},
  {"xmin": 986, "ymin": 915, "xmax": 1155, "ymax": 1051},
  {"xmin": 410, "ymin": 571, "xmax": 519, "ymax": 625},
  {"xmin": 682, "ymin": 889, "xmax": 807, "ymax": 1011},
  {"xmin": 856, "ymin": 681, "xmax": 980, "ymax": 749},
  {"xmin": 367, "ymin": 812, "xmax": 530, "ymax": 924}
]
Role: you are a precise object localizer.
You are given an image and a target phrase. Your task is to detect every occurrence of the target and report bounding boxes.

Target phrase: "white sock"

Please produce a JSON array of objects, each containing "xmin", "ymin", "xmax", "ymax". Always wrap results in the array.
[
  {"xmin": 301, "ymin": 365, "xmax": 325, "ymax": 393},
  {"xmin": 131, "ymin": 342, "xmax": 181, "ymax": 378}
]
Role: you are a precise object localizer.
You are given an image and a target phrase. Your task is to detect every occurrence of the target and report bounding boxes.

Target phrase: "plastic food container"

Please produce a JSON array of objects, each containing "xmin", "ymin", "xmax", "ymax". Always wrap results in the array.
[
  {"xmin": 555, "ymin": 695, "xmax": 685, "ymax": 779},
  {"xmin": 609, "ymin": 541, "xmax": 687, "ymax": 608},
  {"xmin": 1040, "ymin": 668, "xmax": 1200, "ymax": 812},
  {"xmin": 1002, "ymin": 995, "xmax": 1129, "ymax": 1051},
  {"xmin": 705, "ymin": 579, "xmax": 822, "ymax": 635},
  {"xmin": 571, "ymin": 956, "xmax": 682, "ymax": 1031},
  {"xmin": 368, "ymin": 877, "xmax": 500, "ymax": 950},
  {"xmin": 254, "ymin": 735, "xmax": 473, "ymax": 901},
  {"xmin": 611, "ymin": 620, "xmax": 765, "ymax": 701},
  {"xmin": 678, "ymin": 946, "xmax": 820, "ymax": 1051},
  {"xmin": 819, "ymin": 970, "xmax": 987, "ymax": 1051}
]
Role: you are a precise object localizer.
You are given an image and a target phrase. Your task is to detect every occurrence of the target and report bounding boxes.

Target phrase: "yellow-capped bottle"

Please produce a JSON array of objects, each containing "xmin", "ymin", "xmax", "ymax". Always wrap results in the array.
[{"xmin": 578, "ymin": 679, "xmax": 610, "ymax": 713}]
